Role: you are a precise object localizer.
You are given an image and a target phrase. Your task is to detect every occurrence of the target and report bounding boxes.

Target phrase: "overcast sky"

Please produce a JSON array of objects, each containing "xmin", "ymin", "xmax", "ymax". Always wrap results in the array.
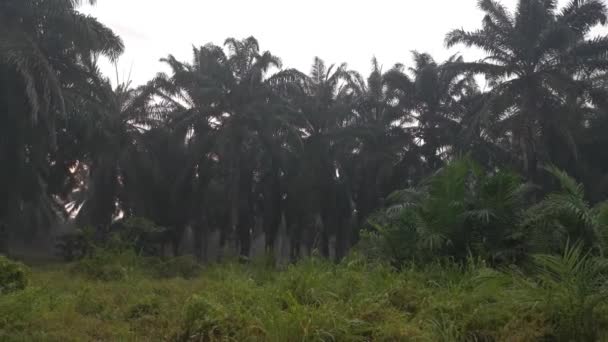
[{"xmin": 80, "ymin": 0, "xmax": 606, "ymax": 86}]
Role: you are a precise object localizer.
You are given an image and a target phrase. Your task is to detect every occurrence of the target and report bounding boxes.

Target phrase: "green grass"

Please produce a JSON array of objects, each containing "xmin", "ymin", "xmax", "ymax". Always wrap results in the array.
[{"xmin": 1, "ymin": 253, "xmax": 607, "ymax": 341}]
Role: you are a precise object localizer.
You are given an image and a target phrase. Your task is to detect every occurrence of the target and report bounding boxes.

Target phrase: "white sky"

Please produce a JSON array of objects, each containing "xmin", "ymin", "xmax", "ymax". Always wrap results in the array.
[{"xmin": 80, "ymin": 0, "xmax": 607, "ymax": 86}]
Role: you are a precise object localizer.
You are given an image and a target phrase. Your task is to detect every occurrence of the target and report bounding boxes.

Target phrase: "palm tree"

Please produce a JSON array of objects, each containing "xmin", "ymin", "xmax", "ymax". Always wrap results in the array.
[
  {"xmin": 344, "ymin": 54, "xmax": 480, "ymax": 242},
  {"xmin": 274, "ymin": 57, "xmax": 357, "ymax": 258},
  {"xmin": 446, "ymin": 0, "xmax": 608, "ymax": 181},
  {"xmin": 339, "ymin": 59, "xmax": 414, "ymax": 240},
  {"xmin": 0, "ymin": 0, "xmax": 123, "ymax": 251},
  {"xmin": 151, "ymin": 37, "xmax": 288, "ymax": 258},
  {"xmin": 406, "ymin": 52, "xmax": 480, "ymax": 171},
  {"xmin": 122, "ymin": 125, "xmax": 194, "ymax": 256},
  {"xmin": 75, "ymin": 70, "xmax": 159, "ymax": 228}
]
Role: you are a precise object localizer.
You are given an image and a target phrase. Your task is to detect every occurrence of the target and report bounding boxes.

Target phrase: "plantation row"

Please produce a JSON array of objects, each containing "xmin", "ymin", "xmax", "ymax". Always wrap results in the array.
[{"xmin": 3, "ymin": 0, "xmax": 608, "ymax": 261}]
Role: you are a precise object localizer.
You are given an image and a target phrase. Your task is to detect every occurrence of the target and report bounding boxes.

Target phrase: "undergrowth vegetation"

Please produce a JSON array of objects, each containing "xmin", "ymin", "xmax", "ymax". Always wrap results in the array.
[
  {"xmin": 1, "ymin": 246, "xmax": 608, "ymax": 341},
  {"xmin": 363, "ymin": 158, "xmax": 608, "ymax": 267}
]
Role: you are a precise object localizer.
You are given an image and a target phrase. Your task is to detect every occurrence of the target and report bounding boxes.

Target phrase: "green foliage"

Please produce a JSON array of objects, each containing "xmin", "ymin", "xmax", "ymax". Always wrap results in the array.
[
  {"xmin": 126, "ymin": 296, "xmax": 161, "ymax": 321},
  {"xmin": 56, "ymin": 226, "xmax": 96, "ymax": 261},
  {"xmin": 366, "ymin": 157, "xmax": 530, "ymax": 265},
  {"xmin": 526, "ymin": 242, "xmax": 608, "ymax": 341},
  {"xmin": 0, "ymin": 288, "xmax": 46, "ymax": 339},
  {"xmin": 0, "ymin": 256, "xmax": 28, "ymax": 294},
  {"xmin": 57, "ymin": 218, "xmax": 168, "ymax": 262},
  {"xmin": 6, "ymin": 256, "xmax": 608, "ymax": 340},
  {"xmin": 152, "ymin": 255, "xmax": 202, "ymax": 279},
  {"xmin": 524, "ymin": 165, "xmax": 608, "ymax": 254},
  {"xmin": 119, "ymin": 217, "xmax": 168, "ymax": 256},
  {"xmin": 69, "ymin": 245, "xmax": 204, "ymax": 282},
  {"xmin": 71, "ymin": 250, "xmax": 136, "ymax": 281}
]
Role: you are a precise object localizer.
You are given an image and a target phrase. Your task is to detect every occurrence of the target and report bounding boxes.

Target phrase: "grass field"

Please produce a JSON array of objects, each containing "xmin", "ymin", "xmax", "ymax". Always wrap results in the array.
[{"xmin": 2, "ymin": 250, "xmax": 607, "ymax": 341}]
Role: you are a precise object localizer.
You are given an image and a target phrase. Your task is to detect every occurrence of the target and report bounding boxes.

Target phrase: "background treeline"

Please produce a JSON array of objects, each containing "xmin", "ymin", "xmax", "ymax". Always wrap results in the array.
[{"xmin": 3, "ymin": 0, "xmax": 608, "ymax": 264}]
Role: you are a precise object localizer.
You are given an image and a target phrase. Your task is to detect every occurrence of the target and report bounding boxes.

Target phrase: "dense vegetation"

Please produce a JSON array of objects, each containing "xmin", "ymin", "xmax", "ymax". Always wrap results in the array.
[
  {"xmin": 4, "ymin": 0, "xmax": 608, "ymax": 340},
  {"xmin": 2, "ymin": 248, "xmax": 608, "ymax": 341}
]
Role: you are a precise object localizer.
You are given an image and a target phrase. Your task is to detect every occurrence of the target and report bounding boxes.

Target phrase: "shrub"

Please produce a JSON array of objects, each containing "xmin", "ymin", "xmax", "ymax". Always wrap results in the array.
[
  {"xmin": 57, "ymin": 218, "xmax": 168, "ymax": 262},
  {"xmin": 75, "ymin": 287, "xmax": 105, "ymax": 317},
  {"xmin": 119, "ymin": 217, "xmax": 168, "ymax": 256},
  {"xmin": 364, "ymin": 157, "xmax": 530, "ymax": 266},
  {"xmin": 153, "ymin": 255, "xmax": 202, "ymax": 279},
  {"xmin": 0, "ymin": 256, "xmax": 28, "ymax": 294},
  {"xmin": 0, "ymin": 288, "xmax": 44, "ymax": 336},
  {"xmin": 71, "ymin": 251, "xmax": 132, "ymax": 281},
  {"xmin": 179, "ymin": 295, "xmax": 241, "ymax": 341},
  {"xmin": 126, "ymin": 296, "xmax": 160, "ymax": 320},
  {"xmin": 56, "ymin": 226, "xmax": 96, "ymax": 261}
]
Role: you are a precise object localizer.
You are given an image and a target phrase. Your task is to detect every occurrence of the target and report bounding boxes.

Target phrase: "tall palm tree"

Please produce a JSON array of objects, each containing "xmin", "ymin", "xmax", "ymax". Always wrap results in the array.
[
  {"xmin": 406, "ymin": 52, "xmax": 480, "ymax": 171},
  {"xmin": 75, "ymin": 70, "xmax": 159, "ymax": 228},
  {"xmin": 340, "ymin": 59, "xmax": 413, "ymax": 234},
  {"xmin": 275, "ymin": 57, "xmax": 357, "ymax": 258},
  {"xmin": 151, "ymin": 37, "xmax": 288, "ymax": 258},
  {"xmin": 446, "ymin": 0, "xmax": 608, "ymax": 181},
  {"xmin": 122, "ymin": 125, "xmax": 194, "ymax": 256},
  {"xmin": 0, "ymin": 0, "xmax": 123, "ymax": 250}
]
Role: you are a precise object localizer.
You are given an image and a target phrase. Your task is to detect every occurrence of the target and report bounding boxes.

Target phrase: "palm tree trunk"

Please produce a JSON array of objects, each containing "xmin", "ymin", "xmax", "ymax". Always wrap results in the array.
[
  {"xmin": 237, "ymin": 163, "xmax": 255, "ymax": 259},
  {"xmin": 171, "ymin": 231, "xmax": 181, "ymax": 257},
  {"xmin": 357, "ymin": 163, "xmax": 380, "ymax": 227},
  {"xmin": 335, "ymin": 183, "xmax": 353, "ymax": 260},
  {"xmin": 319, "ymin": 213, "xmax": 331, "ymax": 258},
  {"xmin": 237, "ymin": 220, "xmax": 251, "ymax": 259},
  {"xmin": 0, "ymin": 221, "xmax": 8, "ymax": 256},
  {"xmin": 263, "ymin": 167, "xmax": 281, "ymax": 254},
  {"xmin": 335, "ymin": 218, "xmax": 348, "ymax": 261},
  {"xmin": 193, "ymin": 214, "xmax": 208, "ymax": 262},
  {"xmin": 521, "ymin": 84, "xmax": 540, "ymax": 183},
  {"xmin": 229, "ymin": 155, "xmax": 241, "ymax": 244},
  {"xmin": 289, "ymin": 216, "xmax": 304, "ymax": 262}
]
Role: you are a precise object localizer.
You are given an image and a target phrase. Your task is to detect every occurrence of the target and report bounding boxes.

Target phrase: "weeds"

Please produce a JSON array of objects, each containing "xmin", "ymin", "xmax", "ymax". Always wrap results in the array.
[{"xmin": 0, "ymin": 252, "xmax": 607, "ymax": 341}]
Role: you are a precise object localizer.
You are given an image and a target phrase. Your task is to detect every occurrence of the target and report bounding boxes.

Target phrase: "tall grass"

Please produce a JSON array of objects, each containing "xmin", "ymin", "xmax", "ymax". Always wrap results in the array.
[{"xmin": 2, "ymin": 251, "xmax": 607, "ymax": 341}]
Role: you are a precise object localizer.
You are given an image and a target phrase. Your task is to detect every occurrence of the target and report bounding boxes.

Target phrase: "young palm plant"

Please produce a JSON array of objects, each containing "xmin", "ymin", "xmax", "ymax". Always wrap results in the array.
[
  {"xmin": 372, "ymin": 157, "xmax": 530, "ymax": 265},
  {"xmin": 524, "ymin": 165, "xmax": 608, "ymax": 255},
  {"xmin": 526, "ymin": 242, "xmax": 608, "ymax": 341}
]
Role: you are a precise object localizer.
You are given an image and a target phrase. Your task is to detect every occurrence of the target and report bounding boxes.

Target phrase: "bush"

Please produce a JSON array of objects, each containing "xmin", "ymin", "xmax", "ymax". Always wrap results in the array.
[
  {"xmin": 75, "ymin": 287, "xmax": 106, "ymax": 317},
  {"xmin": 364, "ymin": 157, "xmax": 530, "ymax": 266},
  {"xmin": 180, "ymin": 295, "xmax": 239, "ymax": 341},
  {"xmin": 0, "ymin": 256, "xmax": 28, "ymax": 294},
  {"xmin": 71, "ymin": 251, "xmax": 133, "ymax": 281},
  {"xmin": 119, "ymin": 217, "xmax": 168, "ymax": 256},
  {"xmin": 56, "ymin": 227, "xmax": 96, "ymax": 261},
  {"xmin": 57, "ymin": 218, "xmax": 168, "ymax": 262},
  {"xmin": 0, "ymin": 288, "xmax": 44, "ymax": 337},
  {"xmin": 153, "ymin": 255, "xmax": 202, "ymax": 279},
  {"xmin": 126, "ymin": 296, "xmax": 160, "ymax": 320}
]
